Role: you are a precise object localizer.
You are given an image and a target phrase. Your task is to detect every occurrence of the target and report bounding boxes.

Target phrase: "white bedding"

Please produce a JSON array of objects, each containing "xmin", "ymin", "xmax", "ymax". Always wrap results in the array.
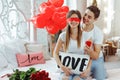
[
  {"xmin": 0, "ymin": 58, "xmax": 120, "ymax": 80},
  {"xmin": 0, "ymin": 58, "xmax": 60, "ymax": 80},
  {"xmin": 106, "ymin": 68, "xmax": 120, "ymax": 80}
]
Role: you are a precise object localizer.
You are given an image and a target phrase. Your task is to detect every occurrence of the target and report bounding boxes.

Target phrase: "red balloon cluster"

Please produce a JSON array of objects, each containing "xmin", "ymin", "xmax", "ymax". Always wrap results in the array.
[{"xmin": 31, "ymin": 0, "xmax": 69, "ymax": 34}]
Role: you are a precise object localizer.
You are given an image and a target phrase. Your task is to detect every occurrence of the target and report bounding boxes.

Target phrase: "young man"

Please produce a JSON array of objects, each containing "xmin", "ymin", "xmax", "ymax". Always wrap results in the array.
[{"xmin": 81, "ymin": 5, "xmax": 106, "ymax": 80}]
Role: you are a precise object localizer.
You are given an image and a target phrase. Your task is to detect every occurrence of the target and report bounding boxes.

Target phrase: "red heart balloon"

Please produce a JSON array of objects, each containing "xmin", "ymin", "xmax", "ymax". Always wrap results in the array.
[
  {"xmin": 55, "ymin": 6, "xmax": 69, "ymax": 13},
  {"xmin": 39, "ymin": 2, "xmax": 51, "ymax": 13},
  {"xmin": 46, "ymin": 20, "xmax": 60, "ymax": 34},
  {"xmin": 46, "ymin": 24, "xmax": 59, "ymax": 34},
  {"xmin": 31, "ymin": 14, "xmax": 46, "ymax": 28},
  {"xmin": 48, "ymin": 0, "xmax": 64, "ymax": 7}
]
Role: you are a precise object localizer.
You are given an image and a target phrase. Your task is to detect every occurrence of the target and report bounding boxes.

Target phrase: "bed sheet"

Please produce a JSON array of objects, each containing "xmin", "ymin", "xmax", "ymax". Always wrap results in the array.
[
  {"xmin": 0, "ymin": 58, "xmax": 60, "ymax": 80},
  {"xmin": 0, "ymin": 58, "xmax": 120, "ymax": 80}
]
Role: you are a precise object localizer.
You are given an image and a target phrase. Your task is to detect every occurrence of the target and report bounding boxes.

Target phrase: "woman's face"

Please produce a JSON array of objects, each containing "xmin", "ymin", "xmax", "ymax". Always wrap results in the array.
[
  {"xmin": 83, "ymin": 9, "xmax": 96, "ymax": 25},
  {"xmin": 67, "ymin": 14, "xmax": 80, "ymax": 29}
]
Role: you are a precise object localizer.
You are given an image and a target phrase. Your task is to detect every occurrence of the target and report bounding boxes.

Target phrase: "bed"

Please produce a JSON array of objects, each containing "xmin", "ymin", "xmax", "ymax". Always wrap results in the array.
[
  {"xmin": 1, "ymin": 0, "xmax": 120, "ymax": 79},
  {"xmin": 0, "ymin": 39, "xmax": 60, "ymax": 80},
  {"xmin": 0, "ymin": 58, "xmax": 60, "ymax": 80},
  {"xmin": 0, "ymin": 56, "xmax": 120, "ymax": 80},
  {"xmin": 0, "ymin": 40, "xmax": 120, "ymax": 80},
  {"xmin": 1, "ymin": 38, "xmax": 120, "ymax": 80}
]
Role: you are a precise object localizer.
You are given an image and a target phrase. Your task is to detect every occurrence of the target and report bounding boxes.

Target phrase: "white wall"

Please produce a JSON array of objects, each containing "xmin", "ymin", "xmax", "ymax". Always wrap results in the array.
[
  {"xmin": 85, "ymin": 0, "xmax": 120, "ymax": 40},
  {"xmin": 112, "ymin": 0, "xmax": 120, "ymax": 37},
  {"xmin": 20, "ymin": 0, "xmax": 120, "ymax": 43},
  {"xmin": 98, "ymin": 0, "xmax": 120, "ymax": 39},
  {"xmin": 76, "ymin": 0, "xmax": 87, "ymax": 16}
]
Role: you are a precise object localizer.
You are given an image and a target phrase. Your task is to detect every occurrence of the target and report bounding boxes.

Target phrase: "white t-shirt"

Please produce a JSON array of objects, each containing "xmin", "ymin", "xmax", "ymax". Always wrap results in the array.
[
  {"xmin": 59, "ymin": 25, "xmax": 103, "ymax": 58},
  {"xmin": 82, "ymin": 25, "xmax": 104, "ymax": 57},
  {"xmin": 59, "ymin": 32, "xmax": 85, "ymax": 55}
]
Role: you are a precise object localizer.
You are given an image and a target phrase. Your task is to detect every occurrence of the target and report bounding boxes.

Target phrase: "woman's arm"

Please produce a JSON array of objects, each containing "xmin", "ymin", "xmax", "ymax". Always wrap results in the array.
[
  {"xmin": 53, "ymin": 38, "xmax": 63, "ymax": 67},
  {"xmin": 80, "ymin": 59, "xmax": 92, "ymax": 78},
  {"xmin": 53, "ymin": 37, "xmax": 72, "ymax": 76}
]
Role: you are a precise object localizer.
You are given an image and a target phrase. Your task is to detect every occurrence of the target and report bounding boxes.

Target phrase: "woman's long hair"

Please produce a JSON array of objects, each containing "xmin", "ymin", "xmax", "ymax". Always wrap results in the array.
[{"xmin": 65, "ymin": 10, "xmax": 82, "ymax": 52}]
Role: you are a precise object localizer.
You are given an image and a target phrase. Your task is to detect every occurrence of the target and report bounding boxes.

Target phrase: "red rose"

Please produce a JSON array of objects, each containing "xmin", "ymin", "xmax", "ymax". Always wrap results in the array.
[
  {"xmin": 30, "ymin": 70, "xmax": 51, "ymax": 80},
  {"xmin": 85, "ymin": 40, "xmax": 92, "ymax": 47},
  {"xmin": 45, "ymin": 72, "xmax": 49, "ymax": 77}
]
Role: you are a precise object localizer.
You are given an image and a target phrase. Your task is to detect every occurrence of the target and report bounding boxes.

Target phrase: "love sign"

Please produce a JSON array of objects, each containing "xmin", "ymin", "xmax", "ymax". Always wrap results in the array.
[{"xmin": 58, "ymin": 52, "xmax": 90, "ymax": 74}]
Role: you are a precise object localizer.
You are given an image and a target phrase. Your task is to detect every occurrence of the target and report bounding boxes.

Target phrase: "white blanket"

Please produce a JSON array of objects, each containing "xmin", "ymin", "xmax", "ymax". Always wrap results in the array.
[
  {"xmin": 0, "ymin": 58, "xmax": 120, "ymax": 80},
  {"xmin": 0, "ymin": 58, "xmax": 60, "ymax": 80}
]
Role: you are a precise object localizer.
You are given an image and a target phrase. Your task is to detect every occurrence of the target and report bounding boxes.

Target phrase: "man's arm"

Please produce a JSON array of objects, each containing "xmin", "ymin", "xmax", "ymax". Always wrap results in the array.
[{"xmin": 84, "ymin": 44, "xmax": 101, "ymax": 60}]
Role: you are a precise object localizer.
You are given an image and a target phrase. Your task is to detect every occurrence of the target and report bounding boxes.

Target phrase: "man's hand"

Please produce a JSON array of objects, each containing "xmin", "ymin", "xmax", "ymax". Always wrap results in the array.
[
  {"xmin": 85, "ymin": 40, "xmax": 92, "ymax": 47},
  {"xmin": 84, "ymin": 40, "xmax": 92, "ymax": 55}
]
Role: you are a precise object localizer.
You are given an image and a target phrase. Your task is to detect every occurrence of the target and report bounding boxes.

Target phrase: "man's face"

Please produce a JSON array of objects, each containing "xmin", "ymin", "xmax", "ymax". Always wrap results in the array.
[{"xmin": 83, "ymin": 9, "xmax": 96, "ymax": 25}]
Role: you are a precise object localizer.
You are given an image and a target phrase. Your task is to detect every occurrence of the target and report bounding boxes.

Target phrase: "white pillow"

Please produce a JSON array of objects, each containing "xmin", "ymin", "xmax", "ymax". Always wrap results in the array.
[
  {"xmin": 26, "ymin": 43, "xmax": 51, "ymax": 60},
  {"xmin": 0, "ymin": 53, "xmax": 8, "ymax": 71},
  {"xmin": 5, "ymin": 39, "xmax": 27, "ymax": 53},
  {"xmin": 0, "ymin": 44, "xmax": 8, "ymax": 70},
  {"xmin": 2, "ymin": 39, "xmax": 27, "ymax": 68}
]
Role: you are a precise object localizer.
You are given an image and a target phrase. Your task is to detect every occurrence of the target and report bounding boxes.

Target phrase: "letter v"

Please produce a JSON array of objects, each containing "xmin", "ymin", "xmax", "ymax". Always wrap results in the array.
[{"xmin": 71, "ymin": 57, "xmax": 80, "ymax": 69}]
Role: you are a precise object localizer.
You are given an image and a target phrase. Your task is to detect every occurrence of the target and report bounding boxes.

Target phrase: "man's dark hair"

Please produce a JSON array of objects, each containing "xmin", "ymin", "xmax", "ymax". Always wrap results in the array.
[{"xmin": 87, "ymin": 6, "xmax": 100, "ymax": 19}]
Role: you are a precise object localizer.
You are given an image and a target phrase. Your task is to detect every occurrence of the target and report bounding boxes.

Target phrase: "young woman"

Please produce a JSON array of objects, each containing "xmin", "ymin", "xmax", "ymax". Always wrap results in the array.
[
  {"xmin": 54, "ymin": 10, "xmax": 92, "ymax": 80},
  {"xmin": 81, "ymin": 5, "xmax": 106, "ymax": 80}
]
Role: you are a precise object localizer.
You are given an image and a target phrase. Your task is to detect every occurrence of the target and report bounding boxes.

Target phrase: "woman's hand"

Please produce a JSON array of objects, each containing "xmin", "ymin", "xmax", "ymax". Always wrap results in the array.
[
  {"xmin": 60, "ymin": 65, "xmax": 72, "ymax": 76},
  {"xmin": 80, "ymin": 68, "xmax": 90, "ymax": 78}
]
